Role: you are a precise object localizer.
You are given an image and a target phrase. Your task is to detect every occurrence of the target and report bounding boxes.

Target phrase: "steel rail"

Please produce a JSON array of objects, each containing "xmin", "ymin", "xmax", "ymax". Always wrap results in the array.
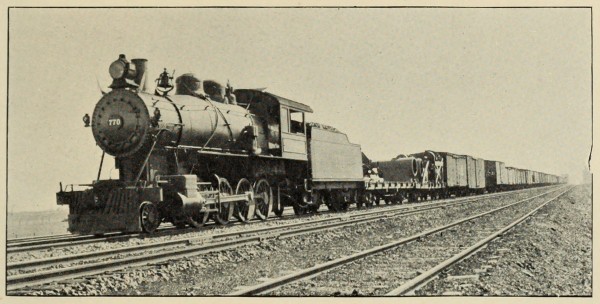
[
  {"xmin": 7, "ymin": 186, "xmax": 554, "ymax": 251},
  {"xmin": 385, "ymin": 186, "xmax": 574, "ymax": 296},
  {"xmin": 8, "ymin": 234, "xmax": 74, "ymax": 244},
  {"xmin": 228, "ymin": 186, "xmax": 569, "ymax": 296},
  {"xmin": 8, "ymin": 186, "xmax": 553, "ymax": 271},
  {"xmin": 7, "ymin": 190, "xmax": 498, "ymax": 272},
  {"xmin": 8, "ymin": 232, "xmax": 139, "ymax": 249},
  {"xmin": 6, "ymin": 186, "xmax": 555, "ymax": 292},
  {"xmin": 7, "ymin": 217, "xmax": 291, "ymax": 253}
]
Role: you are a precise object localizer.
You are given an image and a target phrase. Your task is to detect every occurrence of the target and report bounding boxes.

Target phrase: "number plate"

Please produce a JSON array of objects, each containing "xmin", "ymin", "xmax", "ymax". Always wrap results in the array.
[{"xmin": 108, "ymin": 115, "xmax": 123, "ymax": 128}]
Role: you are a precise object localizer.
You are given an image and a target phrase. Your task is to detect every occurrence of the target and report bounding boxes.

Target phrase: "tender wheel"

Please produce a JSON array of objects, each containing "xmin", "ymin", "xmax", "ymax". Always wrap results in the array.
[
  {"xmin": 293, "ymin": 190, "xmax": 317, "ymax": 215},
  {"xmin": 323, "ymin": 192, "xmax": 336, "ymax": 212},
  {"xmin": 234, "ymin": 178, "xmax": 254, "ymax": 223},
  {"xmin": 340, "ymin": 191, "xmax": 351, "ymax": 211},
  {"xmin": 213, "ymin": 178, "xmax": 234, "ymax": 225},
  {"xmin": 356, "ymin": 191, "xmax": 364, "ymax": 209},
  {"xmin": 327, "ymin": 191, "xmax": 349, "ymax": 212},
  {"xmin": 254, "ymin": 179, "xmax": 272, "ymax": 221},
  {"xmin": 140, "ymin": 201, "xmax": 161, "ymax": 233}
]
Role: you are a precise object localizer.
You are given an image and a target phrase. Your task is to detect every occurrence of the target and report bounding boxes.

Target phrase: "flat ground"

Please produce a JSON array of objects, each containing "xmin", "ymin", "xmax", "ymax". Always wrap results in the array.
[{"xmin": 7, "ymin": 209, "xmax": 70, "ymax": 239}]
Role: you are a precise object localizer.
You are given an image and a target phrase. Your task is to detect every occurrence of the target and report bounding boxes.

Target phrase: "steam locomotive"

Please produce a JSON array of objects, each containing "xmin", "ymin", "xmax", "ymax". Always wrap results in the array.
[{"xmin": 56, "ymin": 55, "xmax": 565, "ymax": 235}]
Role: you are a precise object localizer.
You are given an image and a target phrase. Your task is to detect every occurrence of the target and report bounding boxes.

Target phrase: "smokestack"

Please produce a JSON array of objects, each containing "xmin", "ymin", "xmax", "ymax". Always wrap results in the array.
[{"xmin": 131, "ymin": 58, "xmax": 148, "ymax": 91}]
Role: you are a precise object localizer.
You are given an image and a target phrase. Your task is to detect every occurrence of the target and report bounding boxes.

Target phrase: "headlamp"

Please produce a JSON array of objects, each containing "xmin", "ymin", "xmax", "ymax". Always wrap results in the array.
[
  {"xmin": 108, "ymin": 54, "xmax": 139, "ymax": 89},
  {"xmin": 109, "ymin": 59, "xmax": 127, "ymax": 79},
  {"xmin": 108, "ymin": 54, "xmax": 136, "ymax": 80}
]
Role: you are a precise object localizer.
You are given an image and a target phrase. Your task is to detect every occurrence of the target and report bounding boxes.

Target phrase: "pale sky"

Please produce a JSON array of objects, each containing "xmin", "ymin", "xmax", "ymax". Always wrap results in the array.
[{"xmin": 7, "ymin": 8, "xmax": 592, "ymax": 212}]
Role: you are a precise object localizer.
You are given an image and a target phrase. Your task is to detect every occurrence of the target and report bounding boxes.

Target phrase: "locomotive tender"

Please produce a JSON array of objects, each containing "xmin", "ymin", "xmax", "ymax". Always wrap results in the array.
[{"xmin": 56, "ymin": 55, "xmax": 565, "ymax": 235}]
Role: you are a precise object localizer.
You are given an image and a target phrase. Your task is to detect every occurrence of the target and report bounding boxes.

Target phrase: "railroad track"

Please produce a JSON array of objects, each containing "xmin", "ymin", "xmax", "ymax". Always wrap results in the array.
[
  {"xmin": 228, "ymin": 185, "xmax": 571, "ymax": 296},
  {"xmin": 7, "ymin": 229, "xmax": 171, "ymax": 252},
  {"xmin": 6, "ymin": 186, "xmax": 554, "ymax": 253},
  {"xmin": 6, "ymin": 186, "xmax": 555, "ymax": 293}
]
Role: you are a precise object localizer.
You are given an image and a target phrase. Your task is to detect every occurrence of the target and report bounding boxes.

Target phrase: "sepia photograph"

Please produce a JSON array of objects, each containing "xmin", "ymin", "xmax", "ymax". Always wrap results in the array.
[{"xmin": 2, "ymin": 2, "xmax": 594, "ymax": 300}]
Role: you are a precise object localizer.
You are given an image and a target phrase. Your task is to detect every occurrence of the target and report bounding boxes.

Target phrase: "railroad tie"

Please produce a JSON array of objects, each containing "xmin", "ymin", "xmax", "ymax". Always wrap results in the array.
[{"xmin": 445, "ymin": 274, "xmax": 479, "ymax": 281}]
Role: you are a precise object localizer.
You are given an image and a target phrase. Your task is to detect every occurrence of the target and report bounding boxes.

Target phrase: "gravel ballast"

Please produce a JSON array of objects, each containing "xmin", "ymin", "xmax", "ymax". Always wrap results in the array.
[
  {"xmin": 417, "ymin": 184, "xmax": 591, "ymax": 296},
  {"xmin": 268, "ymin": 187, "xmax": 562, "ymax": 296}
]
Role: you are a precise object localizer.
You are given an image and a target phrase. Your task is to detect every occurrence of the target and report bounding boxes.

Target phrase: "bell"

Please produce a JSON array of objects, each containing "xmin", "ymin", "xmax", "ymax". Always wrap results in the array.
[
  {"xmin": 155, "ymin": 68, "xmax": 174, "ymax": 96},
  {"xmin": 157, "ymin": 68, "xmax": 172, "ymax": 89}
]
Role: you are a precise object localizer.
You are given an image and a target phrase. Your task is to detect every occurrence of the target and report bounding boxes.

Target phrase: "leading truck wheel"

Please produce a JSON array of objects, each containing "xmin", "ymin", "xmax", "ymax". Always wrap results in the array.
[
  {"xmin": 140, "ymin": 201, "xmax": 161, "ymax": 233},
  {"xmin": 213, "ymin": 178, "xmax": 234, "ymax": 225},
  {"xmin": 254, "ymin": 179, "xmax": 272, "ymax": 221}
]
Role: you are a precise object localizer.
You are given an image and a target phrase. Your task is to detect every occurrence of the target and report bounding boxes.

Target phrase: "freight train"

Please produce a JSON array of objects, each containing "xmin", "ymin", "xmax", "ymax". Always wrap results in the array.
[{"xmin": 56, "ymin": 55, "xmax": 566, "ymax": 235}]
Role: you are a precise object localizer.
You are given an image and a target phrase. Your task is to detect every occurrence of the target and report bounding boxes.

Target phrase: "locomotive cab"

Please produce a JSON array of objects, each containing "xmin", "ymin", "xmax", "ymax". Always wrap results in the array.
[{"xmin": 234, "ymin": 89, "xmax": 313, "ymax": 160}]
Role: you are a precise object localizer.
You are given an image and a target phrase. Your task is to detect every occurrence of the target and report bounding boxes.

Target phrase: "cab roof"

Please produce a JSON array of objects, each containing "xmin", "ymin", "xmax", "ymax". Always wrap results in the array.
[{"xmin": 235, "ymin": 89, "xmax": 313, "ymax": 113}]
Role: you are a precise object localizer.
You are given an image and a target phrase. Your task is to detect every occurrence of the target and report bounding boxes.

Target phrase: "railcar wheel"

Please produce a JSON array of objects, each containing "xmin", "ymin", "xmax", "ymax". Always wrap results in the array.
[
  {"xmin": 374, "ymin": 194, "xmax": 381, "ymax": 206},
  {"xmin": 140, "ymin": 201, "xmax": 161, "ymax": 233},
  {"xmin": 363, "ymin": 192, "xmax": 375, "ymax": 208},
  {"xmin": 213, "ymin": 178, "xmax": 234, "ymax": 225},
  {"xmin": 234, "ymin": 178, "xmax": 253, "ymax": 223},
  {"xmin": 254, "ymin": 179, "xmax": 272, "ymax": 221}
]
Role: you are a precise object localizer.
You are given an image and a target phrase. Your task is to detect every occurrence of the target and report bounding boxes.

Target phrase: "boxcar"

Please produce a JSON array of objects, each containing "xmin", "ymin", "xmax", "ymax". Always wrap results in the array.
[
  {"xmin": 465, "ymin": 156, "xmax": 486, "ymax": 193},
  {"xmin": 485, "ymin": 160, "xmax": 499, "ymax": 190},
  {"xmin": 440, "ymin": 152, "xmax": 468, "ymax": 195}
]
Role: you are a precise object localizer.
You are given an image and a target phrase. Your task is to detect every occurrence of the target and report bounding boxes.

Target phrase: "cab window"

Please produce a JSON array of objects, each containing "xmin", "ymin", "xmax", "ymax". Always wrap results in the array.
[{"xmin": 290, "ymin": 111, "xmax": 304, "ymax": 134}]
